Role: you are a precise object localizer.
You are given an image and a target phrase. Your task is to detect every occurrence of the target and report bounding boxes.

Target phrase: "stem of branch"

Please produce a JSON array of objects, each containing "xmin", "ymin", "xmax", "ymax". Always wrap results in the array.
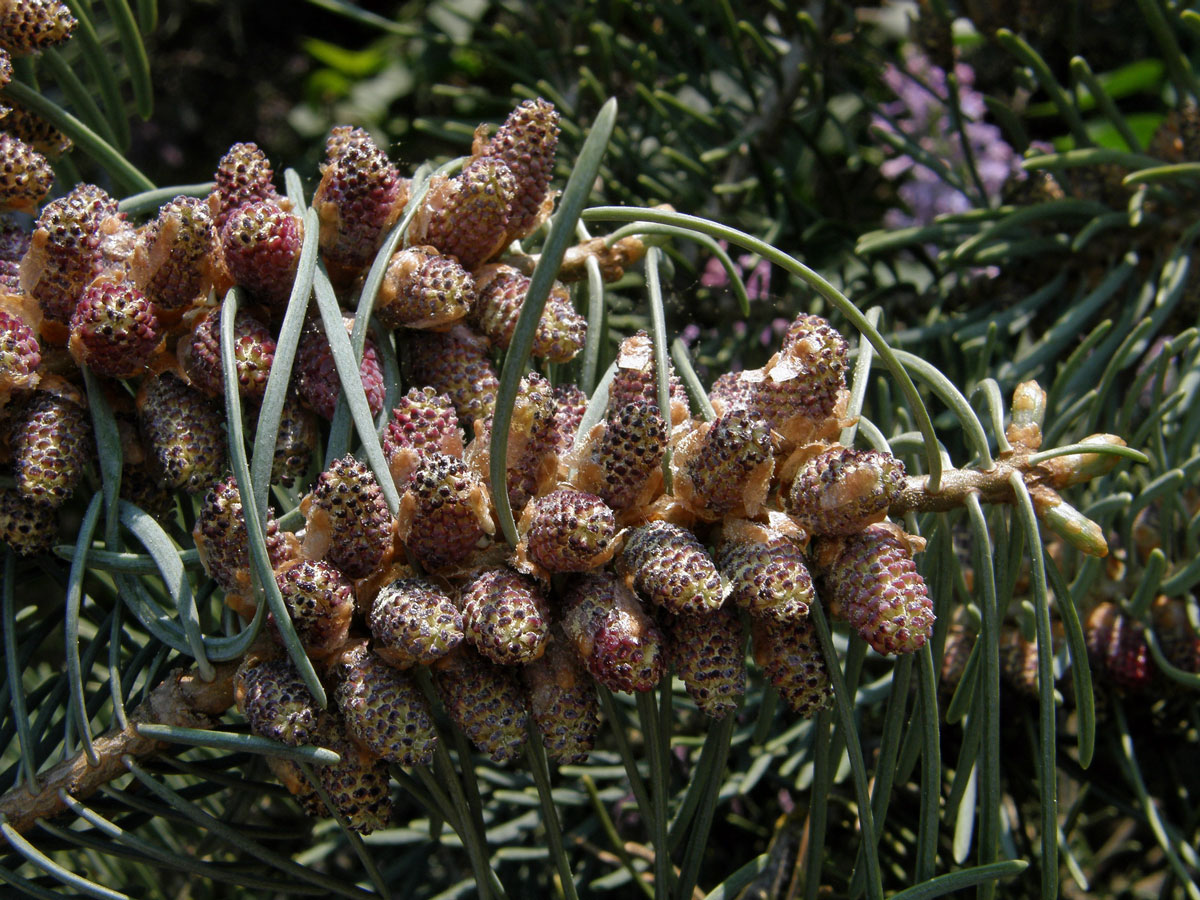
[{"xmin": 0, "ymin": 661, "xmax": 237, "ymax": 839}]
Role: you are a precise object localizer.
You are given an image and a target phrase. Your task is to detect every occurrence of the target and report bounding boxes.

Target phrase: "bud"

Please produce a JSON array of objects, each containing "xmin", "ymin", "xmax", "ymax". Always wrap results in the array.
[
  {"xmin": 313, "ymin": 126, "xmax": 408, "ymax": 285},
  {"xmin": 786, "ymin": 446, "xmax": 905, "ymax": 536},
  {"xmin": 234, "ymin": 657, "xmax": 321, "ymax": 747},
  {"xmin": 752, "ymin": 617, "xmax": 832, "ymax": 718},
  {"xmin": 0, "ymin": 0, "xmax": 77, "ymax": 55},
  {"xmin": 11, "ymin": 386, "xmax": 90, "ymax": 508},
  {"xmin": 369, "ymin": 576, "xmax": 463, "ymax": 669},
  {"xmin": 0, "ymin": 299, "xmax": 41, "ymax": 404},
  {"xmin": 1037, "ymin": 434, "xmax": 1127, "ymax": 489},
  {"xmin": 396, "ymin": 452, "xmax": 494, "ymax": 572},
  {"xmin": 717, "ymin": 528, "xmax": 814, "ymax": 624},
  {"xmin": 405, "ymin": 325, "xmax": 499, "ymax": 433},
  {"xmin": 577, "ymin": 400, "xmax": 666, "ymax": 512},
  {"xmin": 473, "ymin": 98, "xmax": 559, "ymax": 242},
  {"xmin": 518, "ymin": 488, "xmax": 616, "ymax": 574},
  {"xmin": 1031, "ymin": 487, "xmax": 1109, "ymax": 558},
  {"xmin": 434, "ymin": 647, "xmax": 528, "ymax": 764},
  {"xmin": 0, "ymin": 487, "xmax": 56, "ymax": 556},
  {"xmin": 333, "ymin": 641, "xmax": 437, "ymax": 767},
  {"xmin": 668, "ymin": 606, "xmax": 746, "ymax": 719},
  {"xmin": 211, "ymin": 142, "xmax": 280, "ymax": 233},
  {"xmin": 408, "ymin": 156, "xmax": 516, "ymax": 270},
  {"xmin": 616, "ymin": 520, "xmax": 723, "ymax": 616},
  {"xmin": 130, "ymin": 196, "xmax": 215, "ymax": 313},
  {"xmin": 178, "ymin": 306, "xmax": 276, "ymax": 400},
  {"xmin": 220, "ymin": 199, "xmax": 303, "ymax": 311},
  {"xmin": 137, "ymin": 370, "xmax": 226, "ymax": 493},
  {"xmin": 825, "ymin": 524, "xmax": 934, "ymax": 655},
  {"xmin": 382, "ymin": 386, "xmax": 464, "ymax": 490},
  {"xmin": 375, "ymin": 245, "xmax": 474, "ymax": 330},
  {"xmin": 312, "ymin": 714, "xmax": 394, "ymax": 834},
  {"xmin": 67, "ymin": 278, "xmax": 163, "ymax": 378},
  {"xmin": 461, "ymin": 567, "xmax": 550, "ymax": 665},
  {"xmin": 1086, "ymin": 602, "xmax": 1152, "ymax": 692},
  {"xmin": 1006, "ymin": 380, "xmax": 1046, "ymax": 451},
  {"xmin": 523, "ymin": 627, "xmax": 599, "ymax": 764},
  {"xmin": 561, "ymin": 571, "xmax": 665, "ymax": 693},
  {"xmin": 274, "ymin": 559, "xmax": 355, "ymax": 659},
  {"xmin": 471, "ymin": 264, "xmax": 585, "ymax": 363},
  {"xmin": 677, "ymin": 407, "xmax": 774, "ymax": 520},
  {"xmin": 294, "ymin": 316, "xmax": 386, "ymax": 421},
  {"xmin": 0, "ymin": 132, "xmax": 52, "ymax": 214},
  {"xmin": 21, "ymin": 183, "xmax": 118, "ymax": 326},
  {"xmin": 302, "ymin": 455, "xmax": 393, "ymax": 579}
]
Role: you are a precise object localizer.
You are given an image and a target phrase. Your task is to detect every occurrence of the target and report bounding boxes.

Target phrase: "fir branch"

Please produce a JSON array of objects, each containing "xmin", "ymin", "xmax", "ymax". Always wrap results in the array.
[{"xmin": 0, "ymin": 662, "xmax": 237, "ymax": 839}]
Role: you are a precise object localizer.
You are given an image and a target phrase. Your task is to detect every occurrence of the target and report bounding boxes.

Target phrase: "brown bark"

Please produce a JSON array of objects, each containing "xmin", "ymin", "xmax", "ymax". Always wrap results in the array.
[{"xmin": 0, "ymin": 661, "xmax": 237, "ymax": 840}]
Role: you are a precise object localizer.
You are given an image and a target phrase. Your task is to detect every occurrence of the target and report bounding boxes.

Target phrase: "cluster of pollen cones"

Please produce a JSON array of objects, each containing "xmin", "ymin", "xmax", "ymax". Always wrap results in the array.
[{"xmin": 0, "ymin": 91, "xmax": 940, "ymax": 835}]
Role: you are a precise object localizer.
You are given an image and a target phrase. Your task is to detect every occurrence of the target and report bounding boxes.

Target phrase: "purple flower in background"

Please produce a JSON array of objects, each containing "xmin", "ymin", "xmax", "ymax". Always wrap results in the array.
[
  {"xmin": 874, "ymin": 48, "xmax": 1023, "ymax": 228},
  {"xmin": 701, "ymin": 240, "xmax": 772, "ymax": 301}
]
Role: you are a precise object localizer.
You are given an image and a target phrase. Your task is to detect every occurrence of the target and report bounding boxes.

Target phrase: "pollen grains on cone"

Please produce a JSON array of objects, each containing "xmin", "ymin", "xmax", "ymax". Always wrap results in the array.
[
  {"xmin": 584, "ymin": 400, "xmax": 666, "ymax": 512},
  {"xmin": 561, "ymin": 570, "xmax": 665, "ymax": 694},
  {"xmin": 211, "ymin": 142, "xmax": 281, "ymax": 233},
  {"xmin": 0, "ymin": 302, "xmax": 41, "ymax": 403},
  {"xmin": 137, "ymin": 370, "xmax": 226, "ymax": 494},
  {"xmin": 234, "ymin": 657, "xmax": 321, "ymax": 747},
  {"xmin": 249, "ymin": 391, "xmax": 319, "ymax": 488},
  {"xmin": 375, "ymin": 245, "xmax": 474, "ymax": 331},
  {"xmin": 717, "ymin": 532, "xmax": 814, "ymax": 624},
  {"xmin": 473, "ymin": 97, "xmax": 559, "ymax": 243},
  {"xmin": 824, "ymin": 523, "xmax": 934, "ymax": 656},
  {"xmin": 303, "ymin": 454, "xmax": 393, "ymax": 579},
  {"xmin": 21, "ymin": 182, "xmax": 119, "ymax": 326},
  {"xmin": 273, "ymin": 559, "xmax": 355, "ymax": 659},
  {"xmin": 396, "ymin": 452, "xmax": 493, "ymax": 573},
  {"xmin": 471, "ymin": 263, "xmax": 585, "ymax": 363},
  {"xmin": 0, "ymin": 486, "xmax": 57, "ymax": 555},
  {"xmin": 785, "ymin": 446, "xmax": 905, "ymax": 536},
  {"xmin": 678, "ymin": 406, "xmax": 773, "ymax": 520},
  {"xmin": 219, "ymin": 198, "xmax": 302, "ymax": 312},
  {"xmin": 11, "ymin": 387, "xmax": 90, "ymax": 508},
  {"xmin": 131, "ymin": 195, "xmax": 215, "ymax": 313},
  {"xmin": 461, "ymin": 567, "xmax": 550, "ymax": 665},
  {"xmin": 1086, "ymin": 601, "xmax": 1153, "ymax": 693},
  {"xmin": 368, "ymin": 576, "xmax": 463, "ymax": 669},
  {"xmin": 523, "ymin": 626, "xmax": 599, "ymax": 764},
  {"xmin": 433, "ymin": 646, "xmax": 529, "ymax": 764},
  {"xmin": 294, "ymin": 316, "xmax": 386, "ymax": 421},
  {"xmin": 193, "ymin": 474, "xmax": 289, "ymax": 596},
  {"xmin": 470, "ymin": 370, "xmax": 558, "ymax": 514},
  {"xmin": 752, "ymin": 616, "xmax": 832, "ymax": 718},
  {"xmin": 0, "ymin": 0, "xmax": 77, "ymax": 55},
  {"xmin": 313, "ymin": 125, "xmax": 408, "ymax": 285},
  {"xmin": 0, "ymin": 221, "xmax": 31, "ymax": 294},
  {"xmin": 333, "ymin": 641, "xmax": 437, "ymax": 767},
  {"xmin": 668, "ymin": 606, "xmax": 746, "ymax": 719},
  {"xmin": 178, "ymin": 305, "xmax": 276, "ymax": 400},
  {"xmin": 404, "ymin": 324, "xmax": 499, "ymax": 434},
  {"xmin": 519, "ymin": 488, "xmax": 616, "ymax": 574},
  {"xmin": 0, "ymin": 132, "xmax": 53, "ymax": 214},
  {"xmin": 408, "ymin": 155, "xmax": 516, "ymax": 271},
  {"xmin": 382, "ymin": 386, "xmax": 464, "ymax": 490},
  {"xmin": 312, "ymin": 713, "xmax": 395, "ymax": 834},
  {"xmin": 616, "ymin": 520, "xmax": 724, "ymax": 616},
  {"xmin": 606, "ymin": 330, "xmax": 688, "ymax": 422},
  {"xmin": 67, "ymin": 278, "xmax": 163, "ymax": 378}
]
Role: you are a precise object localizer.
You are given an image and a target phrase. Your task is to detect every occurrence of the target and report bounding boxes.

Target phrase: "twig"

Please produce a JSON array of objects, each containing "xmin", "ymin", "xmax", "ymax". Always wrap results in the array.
[{"xmin": 0, "ymin": 661, "xmax": 237, "ymax": 839}]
